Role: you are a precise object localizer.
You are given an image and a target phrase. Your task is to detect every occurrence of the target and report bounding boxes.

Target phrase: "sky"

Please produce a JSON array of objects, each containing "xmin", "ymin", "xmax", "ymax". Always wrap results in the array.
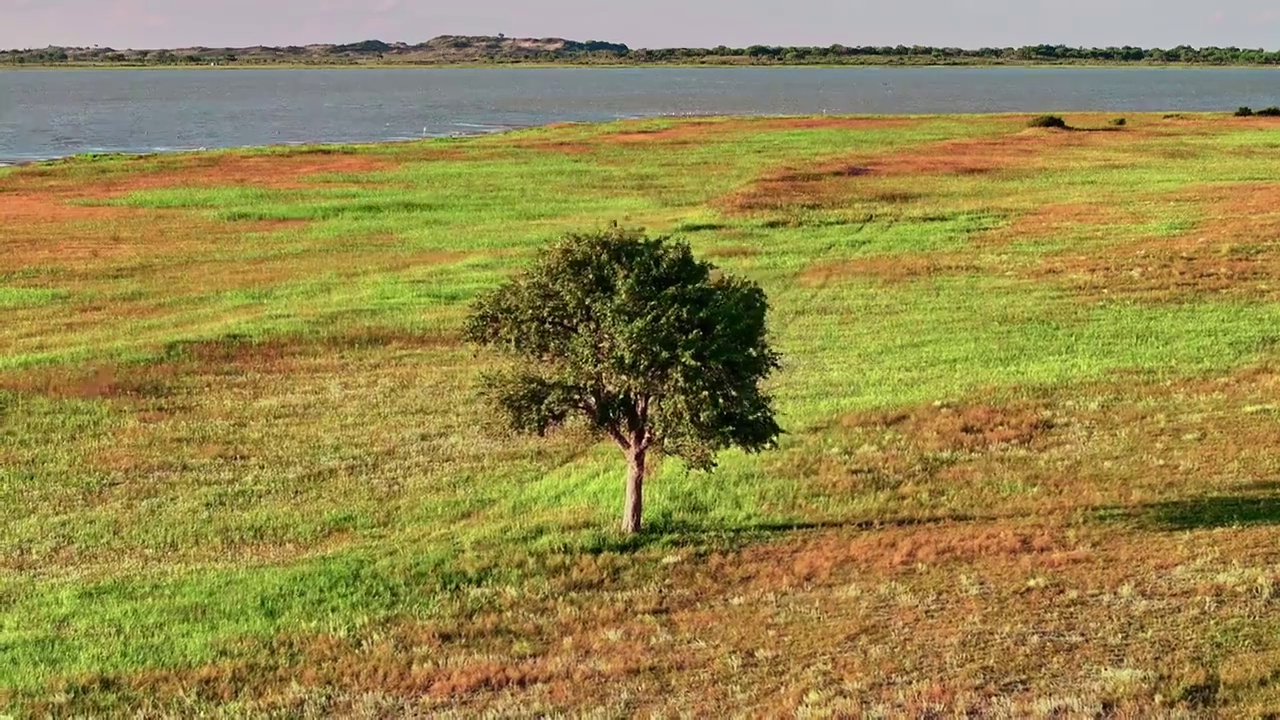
[{"xmin": 3, "ymin": 0, "xmax": 1279, "ymax": 50}]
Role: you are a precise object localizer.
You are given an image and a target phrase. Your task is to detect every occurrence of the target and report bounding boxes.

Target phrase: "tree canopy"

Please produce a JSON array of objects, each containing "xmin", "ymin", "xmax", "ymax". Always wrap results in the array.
[{"xmin": 465, "ymin": 226, "xmax": 782, "ymax": 533}]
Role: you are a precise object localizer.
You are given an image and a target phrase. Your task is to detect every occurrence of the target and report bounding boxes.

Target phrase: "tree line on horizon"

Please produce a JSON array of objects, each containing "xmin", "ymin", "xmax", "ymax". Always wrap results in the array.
[
  {"xmin": 637, "ymin": 43, "xmax": 1280, "ymax": 65},
  {"xmin": 5, "ymin": 37, "xmax": 1280, "ymax": 66}
]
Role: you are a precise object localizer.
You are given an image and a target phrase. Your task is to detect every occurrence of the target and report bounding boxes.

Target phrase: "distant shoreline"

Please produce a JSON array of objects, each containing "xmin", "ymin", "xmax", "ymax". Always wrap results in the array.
[
  {"xmin": 0, "ymin": 125, "xmax": 523, "ymax": 167},
  {"xmin": 6, "ymin": 35, "xmax": 1280, "ymax": 69},
  {"xmin": 5, "ymin": 61, "xmax": 1280, "ymax": 71}
]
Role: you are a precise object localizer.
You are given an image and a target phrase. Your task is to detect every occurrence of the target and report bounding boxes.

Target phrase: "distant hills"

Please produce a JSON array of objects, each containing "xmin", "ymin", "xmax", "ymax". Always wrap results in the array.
[
  {"xmin": 0, "ymin": 36, "xmax": 630, "ymax": 66},
  {"xmin": 4, "ymin": 36, "xmax": 1280, "ymax": 67}
]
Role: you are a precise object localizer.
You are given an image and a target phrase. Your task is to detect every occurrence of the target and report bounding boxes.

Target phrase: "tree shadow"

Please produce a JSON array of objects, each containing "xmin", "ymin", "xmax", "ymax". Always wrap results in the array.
[
  {"xmin": 636, "ymin": 512, "xmax": 992, "ymax": 546},
  {"xmin": 645, "ymin": 517, "xmax": 855, "ymax": 539},
  {"xmin": 1138, "ymin": 481, "xmax": 1280, "ymax": 531},
  {"xmin": 563, "ymin": 509, "xmax": 1028, "ymax": 556},
  {"xmin": 568, "ymin": 519, "xmax": 848, "ymax": 555}
]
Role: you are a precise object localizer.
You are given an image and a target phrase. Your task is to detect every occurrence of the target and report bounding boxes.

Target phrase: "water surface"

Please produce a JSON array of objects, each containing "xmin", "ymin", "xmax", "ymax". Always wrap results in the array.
[{"xmin": 2, "ymin": 67, "xmax": 1278, "ymax": 164}]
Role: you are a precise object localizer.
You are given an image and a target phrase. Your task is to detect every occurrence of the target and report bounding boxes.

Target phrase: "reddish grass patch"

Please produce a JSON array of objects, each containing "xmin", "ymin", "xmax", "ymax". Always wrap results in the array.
[
  {"xmin": 507, "ymin": 139, "xmax": 600, "ymax": 155},
  {"xmin": 6, "ymin": 153, "xmax": 396, "ymax": 200},
  {"xmin": 48, "ymin": 615, "xmax": 659, "ymax": 713},
  {"xmin": 1031, "ymin": 184, "xmax": 1280, "ymax": 301},
  {"xmin": 74, "ymin": 154, "xmax": 394, "ymax": 198},
  {"xmin": 165, "ymin": 328, "xmax": 458, "ymax": 363},
  {"xmin": 723, "ymin": 521, "xmax": 1079, "ymax": 585},
  {"xmin": 850, "ymin": 401, "xmax": 1056, "ymax": 453},
  {"xmin": 867, "ymin": 131, "xmax": 1075, "ymax": 176},
  {"xmin": 135, "ymin": 244, "xmax": 471, "ymax": 298},
  {"xmin": 720, "ymin": 129, "xmax": 1128, "ymax": 214},
  {"xmin": 0, "ymin": 192, "xmax": 123, "ymax": 224},
  {"xmin": 0, "ymin": 364, "xmax": 177, "ymax": 401},
  {"xmin": 33, "ymin": 509, "xmax": 1280, "ymax": 715},
  {"xmin": 1198, "ymin": 182, "xmax": 1280, "ymax": 231},
  {"xmin": 0, "ymin": 328, "xmax": 459, "ymax": 402},
  {"xmin": 1140, "ymin": 114, "xmax": 1280, "ymax": 136},
  {"xmin": 0, "ymin": 191, "xmax": 302, "ymax": 270},
  {"xmin": 978, "ymin": 202, "xmax": 1148, "ymax": 246}
]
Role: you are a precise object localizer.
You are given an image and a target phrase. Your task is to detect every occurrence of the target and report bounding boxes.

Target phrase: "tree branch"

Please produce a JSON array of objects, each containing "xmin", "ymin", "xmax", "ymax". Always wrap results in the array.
[
  {"xmin": 608, "ymin": 425, "xmax": 631, "ymax": 450},
  {"xmin": 632, "ymin": 394, "xmax": 652, "ymax": 451}
]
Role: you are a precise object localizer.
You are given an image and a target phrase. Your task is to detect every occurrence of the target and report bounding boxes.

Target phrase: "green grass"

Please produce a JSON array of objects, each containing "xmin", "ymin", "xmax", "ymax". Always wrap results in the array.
[
  {"xmin": 8, "ymin": 112, "xmax": 1280, "ymax": 714},
  {"xmin": 0, "ymin": 286, "xmax": 69, "ymax": 309}
]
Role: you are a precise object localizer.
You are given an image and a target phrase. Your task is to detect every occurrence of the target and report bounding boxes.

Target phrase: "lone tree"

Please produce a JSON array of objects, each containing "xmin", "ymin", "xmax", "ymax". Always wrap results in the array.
[{"xmin": 465, "ymin": 226, "xmax": 782, "ymax": 534}]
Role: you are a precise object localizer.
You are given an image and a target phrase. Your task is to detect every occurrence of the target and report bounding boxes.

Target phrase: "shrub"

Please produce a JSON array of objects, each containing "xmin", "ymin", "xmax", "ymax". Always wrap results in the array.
[
  {"xmin": 1110, "ymin": 118, "xmax": 1127, "ymax": 127},
  {"xmin": 1257, "ymin": 106, "xmax": 1280, "ymax": 117},
  {"xmin": 1235, "ymin": 106, "xmax": 1255, "ymax": 117},
  {"xmin": 1027, "ymin": 115, "xmax": 1068, "ymax": 129}
]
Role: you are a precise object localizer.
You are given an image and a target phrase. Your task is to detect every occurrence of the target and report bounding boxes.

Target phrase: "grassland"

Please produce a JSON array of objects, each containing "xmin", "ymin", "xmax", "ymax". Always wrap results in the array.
[{"xmin": 5, "ymin": 112, "xmax": 1280, "ymax": 716}]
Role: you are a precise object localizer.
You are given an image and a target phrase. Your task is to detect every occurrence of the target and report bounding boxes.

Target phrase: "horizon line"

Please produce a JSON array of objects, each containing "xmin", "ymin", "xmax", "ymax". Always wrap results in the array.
[{"xmin": 5, "ymin": 37, "xmax": 1280, "ymax": 53}]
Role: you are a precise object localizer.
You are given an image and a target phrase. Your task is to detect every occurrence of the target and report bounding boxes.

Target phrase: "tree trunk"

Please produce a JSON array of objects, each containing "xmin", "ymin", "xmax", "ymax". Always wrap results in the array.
[{"xmin": 622, "ymin": 447, "xmax": 646, "ymax": 535}]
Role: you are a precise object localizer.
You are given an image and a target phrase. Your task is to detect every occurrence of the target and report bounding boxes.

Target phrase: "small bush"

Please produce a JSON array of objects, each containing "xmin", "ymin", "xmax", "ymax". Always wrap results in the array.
[
  {"xmin": 1257, "ymin": 106, "xmax": 1280, "ymax": 117},
  {"xmin": 1110, "ymin": 118, "xmax": 1127, "ymax": 127},
  {"xmin": 1235, "ymin": 106, "xmax": 1255, "ymax": 117},
  {"xmin": 1027, "ymin": 115, "xmax": 1068, "ymax": 129}
]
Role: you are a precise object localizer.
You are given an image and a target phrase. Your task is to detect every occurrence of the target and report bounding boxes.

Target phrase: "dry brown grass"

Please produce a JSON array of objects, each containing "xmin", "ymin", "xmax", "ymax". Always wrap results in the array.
[
  {"xmin": 6, "ymin": 153, "xmax": 396, "ymax": 199},
  {"xmin": 978, "ymin": 201, "xmax": 1150, "ymax": 246},
  {"xmin": 0, "ymin": 328, "xmax": 459, "ymax": 402},
  {"xmin": 505, "ymin": 139, "xmax": 602, "ymax": 155},
  {"xmin": 720, "ymin": 129, "xmax": 1121, "ymax": 214},
  {"xmin": 0, "ymin": 190, "xmax": 302, "ymax": 271},
  {"xmin": 46, "ymin": 514, "xmax": 1280, "ymax": 715},
  {"xmin": 849, "ymin": 401, "xmax": 1057, "ymax": 453},
  {"xmin": 800, "ymin": 253, "xmax": 981, "ymax": 286}
]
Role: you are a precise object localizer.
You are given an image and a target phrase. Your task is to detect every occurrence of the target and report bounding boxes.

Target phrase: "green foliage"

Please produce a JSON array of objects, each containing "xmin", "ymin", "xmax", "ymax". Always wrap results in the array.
[
  {"xmin": 1233, "ymin": 106, "xmax": 1280, "ymax": 118},
  {"xmin": 465, "ymin": 226, "xmax": 782, "ymax": 472},
  {"xmin": 1027, "ymin": 115, "xmax": 1069, "ymax": 129},
  {"xmin": 1110, "ymin": 118, "xmax": 1127, "ymax": 126}
]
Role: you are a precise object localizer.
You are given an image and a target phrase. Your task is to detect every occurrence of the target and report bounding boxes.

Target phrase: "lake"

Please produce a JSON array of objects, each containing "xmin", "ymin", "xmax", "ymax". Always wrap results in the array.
[{"xmin": 2, "ymin": 66, "xmax": 1279, "ymax": 164}]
